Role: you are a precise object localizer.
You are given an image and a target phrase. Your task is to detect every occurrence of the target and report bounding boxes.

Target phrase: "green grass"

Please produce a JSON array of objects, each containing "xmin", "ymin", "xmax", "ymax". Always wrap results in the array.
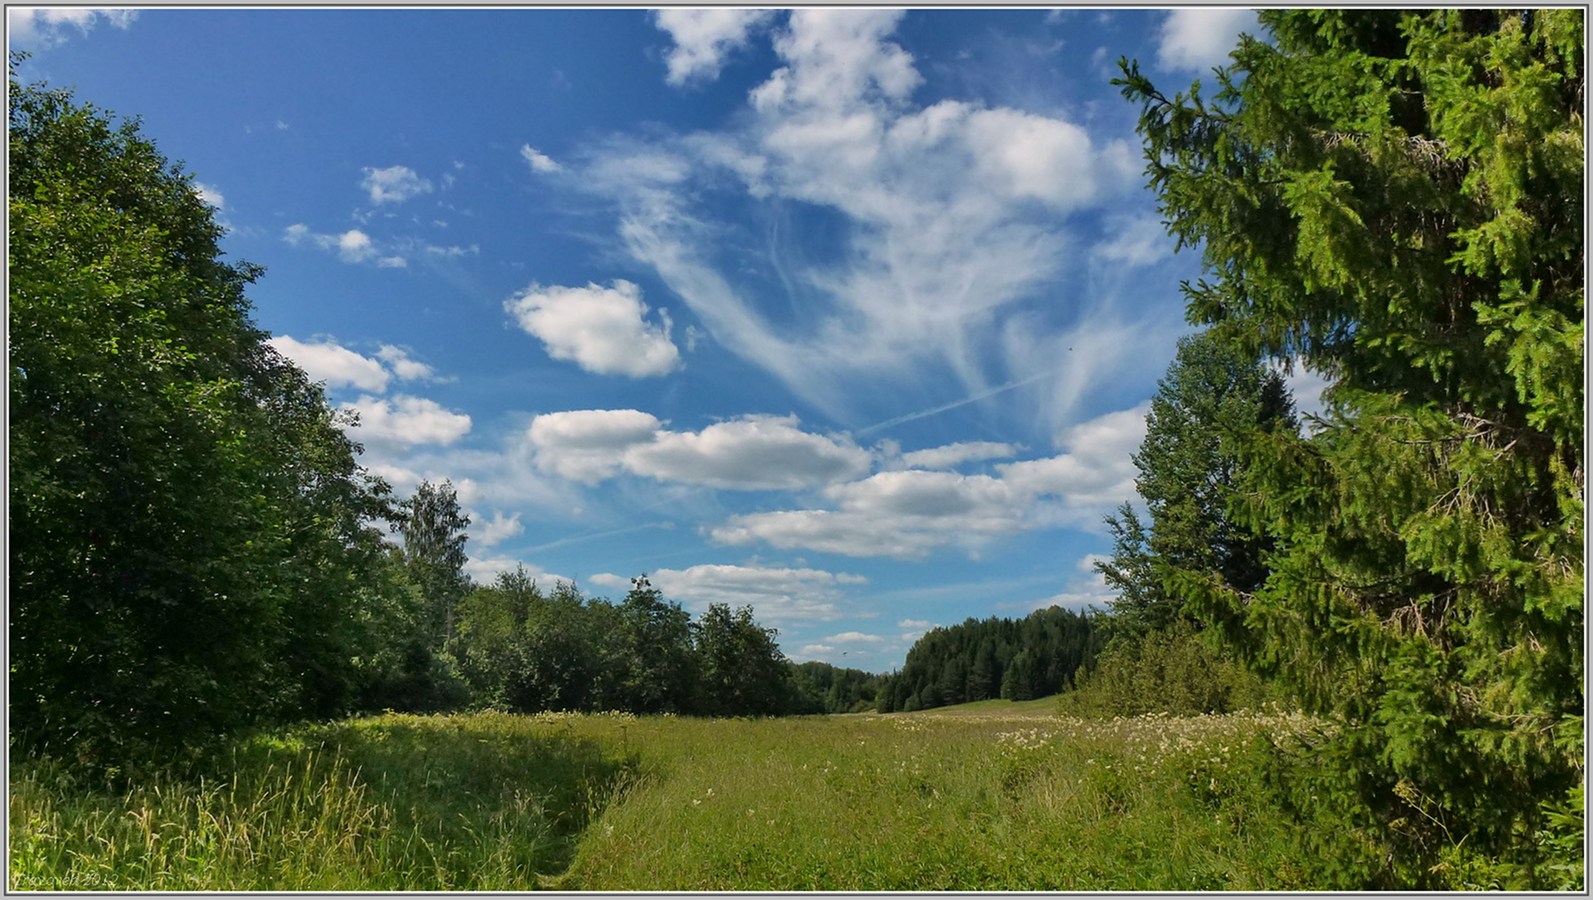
[
  {"xmin": 9, "ymin": 711, "xmax": 635, "ymax": 890},
  {"xmin": 892, "ymin": 693, "xmax": 1064, "ymax": 718},
  {"xmin": 12, "ymin": 706, "xmax": 1326, "ymax": 891},
  {"xmin": 556, "ymin": 707, "xmax": 1320, "ymax": 890}
]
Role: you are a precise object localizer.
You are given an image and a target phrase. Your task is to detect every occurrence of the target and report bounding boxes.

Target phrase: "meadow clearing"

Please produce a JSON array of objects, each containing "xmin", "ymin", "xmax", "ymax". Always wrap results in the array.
[{"xmin": 9, "ymin": 700, "xmax": 1333, "ymax": 891}]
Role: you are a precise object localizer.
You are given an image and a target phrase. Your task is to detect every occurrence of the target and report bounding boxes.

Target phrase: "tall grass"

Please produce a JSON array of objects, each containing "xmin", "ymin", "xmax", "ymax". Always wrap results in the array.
[
  {"xmin": 9, "ymin": 711, "xmax": 633, "ymax": 891},
  {"xmin": 554, "ymin": 706, "xmax": 1324, "ymax": 890},
  {"xmin": 13, "ymin": 706, "xmax": 1329, "ymax": 890}
]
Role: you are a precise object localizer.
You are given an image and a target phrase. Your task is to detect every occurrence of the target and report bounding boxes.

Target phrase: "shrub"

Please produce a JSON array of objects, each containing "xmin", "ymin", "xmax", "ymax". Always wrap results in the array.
[{"xmin": 1060, "ymin": 622, "xmax": 1272, "ymax": 718}]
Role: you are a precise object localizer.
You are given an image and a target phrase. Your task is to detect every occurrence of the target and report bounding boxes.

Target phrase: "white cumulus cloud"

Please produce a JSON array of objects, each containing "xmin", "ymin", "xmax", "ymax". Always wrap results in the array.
[
  {"xmin": 1156, "ymin": 8, "xmax": 1258, "ymax": 73},
  {"xmin": 822, "ymin": 631, "xmax": 885, "ymax": 644},
  {"xmin": 464, "ymin": 556, "xmax": 571, "ymax": 587},
  {"xmin": 342, "ymin": 394, "xmax": 472, "ymax": 449},
  {"xmin": 624, "ymin": 415, "xmax": 871, "ymax": 491},
  {"xmin": 527, "ymin": 409, "xmax": 870, "ymax": 492},
  {"xmin": 505, "ymin": 280, "xmax": 681, "ymax": 378},
  {"xmin": 361, "ymin": 165, "xmax": 433, "ymax": 204},
  {"xmin": 193, "ymin": 182, "xmax": 225, "ymax": 210},
  {"xmin": 470, "ymin": 511, "xmax": 525, "ymax": 549},
  {"xmin": 712, "ymin": 404, "xmax": 1151, "ymax": 559},
  {"xmin": 376, "ymin": 345, "xmax": 437, "ymax": 382},
  {"xmin": 527, "ymin": 409, "xmax": 663, "ymax": 483},
  {"xmin": 337, "ymin": 229, "xmax": 375, "ymax": 262},
  {"xmin": 8, "ymin": 7, "xmax": 136, "ymax": 50},
  {"xmin": 284, "ymin": 224, "xmax": 390, "ymax": 265},
  {"xmin": 654, "ymin": 8, "xmax": 778, "ymax": 86},
  {"xmin": 267, "ymin": 335, "xmax": 390, "ymax": 393},
  {"xmin": 998, "ymin": 403, "xmax": 1148, "ymax": 529},
  {"xmin": 625, "ymin": 563, "xmax": 865, "ymax": 625},
  {"xmin": 899, "ymin": 441, "xmax": 1021, "ymax": 470}
]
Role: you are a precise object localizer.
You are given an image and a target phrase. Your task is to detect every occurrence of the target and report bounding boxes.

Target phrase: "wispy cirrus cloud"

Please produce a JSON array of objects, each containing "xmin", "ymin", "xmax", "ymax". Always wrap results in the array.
[
  {"xmin": 520, "ymin": 144, "xmax": 563, "ymax": 173},
  {"xmin": 283, "ymin": 223, "xmax": 474, "ymax": 269},
  {"xmin": 284, "ymin": 223, "xmax": 400, "ymax": 266},
  {"xmin": 710, "ymin": 403, "xmax": 1148, "ymax": 559},
  {"xmin": 581, "ymin": 9, "xmax": 1146, "ymax": 430}
]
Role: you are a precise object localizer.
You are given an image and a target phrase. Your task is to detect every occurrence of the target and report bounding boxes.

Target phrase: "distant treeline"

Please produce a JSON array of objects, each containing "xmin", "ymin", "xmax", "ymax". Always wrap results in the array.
[
  {"xmin": 874, "ymin": 606, "xmax": 1101, "ymax": 713},
  {"xmin": 448, "ymin": 568, "xmax": 878, "ymax": 719}
]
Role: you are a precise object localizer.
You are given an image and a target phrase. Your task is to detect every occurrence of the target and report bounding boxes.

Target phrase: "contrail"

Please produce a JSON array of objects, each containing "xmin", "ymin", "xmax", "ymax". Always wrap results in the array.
[
  {"xmin": 523, "ymin": 520, "xmax": 674, "ymax": 554},
  {"xmin": 855, "ymin": 366, "xmax": 1064, "ymax": 436}
]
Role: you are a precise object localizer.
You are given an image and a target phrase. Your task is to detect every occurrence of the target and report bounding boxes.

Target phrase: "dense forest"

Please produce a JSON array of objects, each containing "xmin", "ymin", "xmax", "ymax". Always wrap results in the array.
[
  {"xmin": 8, "ymin": 8, "xmax": 1584, "ymax": 889},
  {"xmin": 874, "ymin": 607, "xmax": 1100, "ymax": 712}
]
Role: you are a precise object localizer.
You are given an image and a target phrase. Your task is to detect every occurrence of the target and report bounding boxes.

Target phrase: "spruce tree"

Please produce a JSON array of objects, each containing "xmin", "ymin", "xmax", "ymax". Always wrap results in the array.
[{"xmin": 1118, "ymin": 9, "xmax": 1582, "ymax": 886}]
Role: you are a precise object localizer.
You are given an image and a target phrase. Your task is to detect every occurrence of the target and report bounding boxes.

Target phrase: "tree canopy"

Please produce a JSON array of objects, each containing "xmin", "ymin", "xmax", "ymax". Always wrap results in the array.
[
  {"xmin": 9, "ymin": 72, "xmax": 401, "ymax": 767},
  {"xmin": 1096, "ymin": 330, "xmax": 1296, "ymax": 640},
  {"xmin": 1117, "ymin": 9, "xmax": 1582, "ymax": 887},
  {"xmin": 875, "ymin": 606, "xmax": 1100, "ymax": 712}
]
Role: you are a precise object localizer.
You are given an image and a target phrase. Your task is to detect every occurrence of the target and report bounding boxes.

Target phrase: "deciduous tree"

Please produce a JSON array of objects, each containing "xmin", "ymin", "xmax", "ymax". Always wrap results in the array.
[
  {"xmin": 9, "ymin": 70, "xmax": 401, "ymax": 767},
  {"xmin": 399, "ymin": 479, "xmax": 470, "ymax": 648}
]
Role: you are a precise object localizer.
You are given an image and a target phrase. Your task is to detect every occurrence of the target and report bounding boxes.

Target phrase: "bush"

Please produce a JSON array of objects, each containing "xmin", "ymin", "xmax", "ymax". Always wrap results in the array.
[{"xmin": 1060, "ymin": 623, "xmax": 1272, "ymax": 718}]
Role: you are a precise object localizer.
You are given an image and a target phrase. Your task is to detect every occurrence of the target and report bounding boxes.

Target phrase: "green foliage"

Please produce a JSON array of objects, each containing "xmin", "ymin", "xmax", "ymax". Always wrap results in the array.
[
  {"xmin": 1094, "ymin": 504, "xmax": 1169, "ymax": 635},
  {"xmin": 8, "ymin": 74, "xmax": 404, "ymax": 770},
  {"xmin": 1059, "ymin": 622, "xmax": 1274, "ymax": 718},
  {"xmin": 400, "ymin": 479, "xmax": 471, "ymax": 649},
  {"xmin": 450, "ymin": 566, "xmax": 545, "ymax": 711},
  {"xmin": 1095, "ymin": 331, "xmax": 1296, "ymax": 645},
  {"xmin": 877, "ymin": 606, "xmax": 1100, "ymax": 712},
  {"xmin": 616, "ymin": 577, "xmax": 699, "ymax": 714},
  {"xmin": 1117, "ymin": 9, "xmax": 1583, "ymax": 886},
  {"xmin": 693, "ymin": 603, "xmax": 795, "ymax": 717},
  {"xmin": 788, "ymin": 661, "xmax": 884, "ymax": 714},
  {"xmin": 450, "ymin": 572, "xmax": 801, "ymax": 718}
]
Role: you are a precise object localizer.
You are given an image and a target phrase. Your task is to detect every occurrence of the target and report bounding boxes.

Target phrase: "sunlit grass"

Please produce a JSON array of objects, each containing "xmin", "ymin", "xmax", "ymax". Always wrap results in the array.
[
  {"xmin": 555, "ymin": 706, "xmax": 1322, "ymax": 890},
  {"xmin": 12, "ymin": 706, "xmax": 1323, "ymax": 890},
  {"xmin": 9, "ymin": 711, "xmax": 633, "ymax": 891}
]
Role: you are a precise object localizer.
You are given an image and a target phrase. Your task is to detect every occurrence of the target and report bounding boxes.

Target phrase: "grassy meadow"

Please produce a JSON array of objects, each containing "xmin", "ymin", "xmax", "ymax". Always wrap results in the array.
[{"xmin": 11, "ymin": 702, "xmax": 1331, "ymax": 891}]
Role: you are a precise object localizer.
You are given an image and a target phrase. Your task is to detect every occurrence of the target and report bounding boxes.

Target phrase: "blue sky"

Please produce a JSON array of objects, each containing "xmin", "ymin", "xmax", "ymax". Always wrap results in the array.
[{"xmin": 13, "ymin": 7, "xmax": 1322, "ymax": 672}]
